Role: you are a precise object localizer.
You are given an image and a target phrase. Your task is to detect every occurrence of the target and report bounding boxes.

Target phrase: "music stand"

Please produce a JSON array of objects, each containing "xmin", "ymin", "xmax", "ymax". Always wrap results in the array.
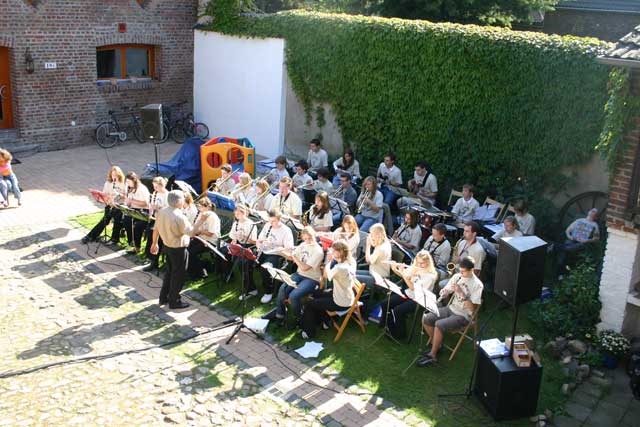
[
  {"xmin": 329, "ymin": 196, "xmax": 350, "ymax": 217},
  {"xmin": 262, "ymin": 264, "xmax": 297, "ymax": 288},
  {"xmin": 368, "ymin": 271, "xmax": 406, "ymax": 347},
  {"xmin": 89, "ymin": 189, "xmax": 113, "ymax": 254},
  {"xmin": 402, "ymin": 286, "xmax": 439, "ymax": 376},
  {"xmin": 390, "ymin": 238, "xmax": 415, "ymax": 261},
  {"xmin": 116, "ymin": 205, "xmax": 150, "ymax": 222},
  {"xmin": 224, "ymin": 242, "xmax": 263, "ymax": 345},
  {"xmin": 173, "ymin": 180, "xmax": 199, "ymax": 198}
]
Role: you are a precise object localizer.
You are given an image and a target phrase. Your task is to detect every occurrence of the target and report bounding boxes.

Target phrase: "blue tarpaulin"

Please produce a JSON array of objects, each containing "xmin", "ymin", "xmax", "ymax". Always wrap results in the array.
[{"xmin": 145, "ymin": 137, "xmax": 205, "ymax": 192}]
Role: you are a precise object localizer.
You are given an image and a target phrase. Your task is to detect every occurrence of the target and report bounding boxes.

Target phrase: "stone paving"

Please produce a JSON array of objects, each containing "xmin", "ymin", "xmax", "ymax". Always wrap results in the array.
[{"xmin": 0, "ymin": 143, "xmax": 410, "ymax": 426}]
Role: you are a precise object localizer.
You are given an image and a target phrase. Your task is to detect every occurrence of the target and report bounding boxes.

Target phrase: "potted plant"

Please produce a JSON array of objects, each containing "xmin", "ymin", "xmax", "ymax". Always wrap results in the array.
[{"xmin": 597, "ymin": 330, "xmax": 630, "ymax": 369}]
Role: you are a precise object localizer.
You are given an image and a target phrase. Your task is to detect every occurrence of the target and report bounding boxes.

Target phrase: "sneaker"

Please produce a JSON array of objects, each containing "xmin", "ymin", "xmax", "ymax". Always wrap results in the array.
[
  {"xmin": 202, "ymin": 268, "xmax": 208, "ymax": 278},
  {"xmin": 417, "ymin": 355, "xmax": 437, "ymax": 367},
  {"xmin": 238, "ymin": 290, "xmax": 258, "ymax": 301},
  {"xmin": 321, "ymin": 322, "xmax": 330, "ymax": 330},
  {"xmin": 301, "ymin": 331, "xmax": 309, "ymax": 340},
  {"xmin": 260, "ymin": 293, "xmax": 273, "ymax": 304},
  {"xmin": 17, "ymin": 199, "xmax": 22, "ymax": 206}
]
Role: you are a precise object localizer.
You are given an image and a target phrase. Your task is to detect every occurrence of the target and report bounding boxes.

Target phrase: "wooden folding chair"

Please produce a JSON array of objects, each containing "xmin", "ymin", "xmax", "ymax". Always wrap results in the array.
[
  {"xmin": 482, "ymin": 197, "xmax": 505, "ymax": 221},
  {"xmin": 447, "ymin": 189, "xmax": 463, "ymax": 208},
  {"xmin": 325, "ymin": 279, "xmax": 367, "ymax": 342},
  {"xmin": 427, "ymin": 300, "xmax": 481, "ymax": 361},
  {"xmin": 499, "ymin": 203, "xmax": 516, "ymax": 222}
]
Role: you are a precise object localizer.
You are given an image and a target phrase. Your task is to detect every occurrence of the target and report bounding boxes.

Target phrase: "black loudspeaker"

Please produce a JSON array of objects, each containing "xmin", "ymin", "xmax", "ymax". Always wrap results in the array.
[
  {"xmin": 474, "ymin": 348, "xmax": 543, "ymax": 421},
  {"xmin": 494, "ymin": 236, "xmax": 546, "ymax": 306},
  {"xmin": 140, "ymin": 103, "xmax": 163, "ymax": 141}
]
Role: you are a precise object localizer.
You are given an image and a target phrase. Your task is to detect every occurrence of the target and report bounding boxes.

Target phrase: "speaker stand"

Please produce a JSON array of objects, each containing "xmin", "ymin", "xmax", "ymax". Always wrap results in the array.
[
  {"xmin": 437, "ymin": 299, "xmax": 505, "ymax": 400},
  {"xmin": 508, "ymin": 304, "xmax": 521, "ymax": 358},
  {"xmin": 153, "ymin": 141, "xmax": 160, "ymax": 177}
]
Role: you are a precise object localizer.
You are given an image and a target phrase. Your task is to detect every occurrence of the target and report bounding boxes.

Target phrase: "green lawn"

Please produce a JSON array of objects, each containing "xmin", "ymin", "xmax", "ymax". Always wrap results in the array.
[{"xmin": 71, "ymin": 211, "xmax": 566, "ymax": 426}]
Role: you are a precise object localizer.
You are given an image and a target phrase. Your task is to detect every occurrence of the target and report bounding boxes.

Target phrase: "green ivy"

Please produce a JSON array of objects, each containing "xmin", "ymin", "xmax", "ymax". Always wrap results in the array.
[
  {"xmin": 205, "ymin": 9, "xmax": 612, "ymax": 201},
  {"xmin": 597, "ymin": 67, "xmax": 638, "ymax": 173}
]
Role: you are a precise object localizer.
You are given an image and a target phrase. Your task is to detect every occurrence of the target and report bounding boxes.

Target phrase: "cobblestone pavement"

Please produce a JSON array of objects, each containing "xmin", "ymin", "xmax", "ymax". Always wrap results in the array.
[{"xmin": 0, "ymin": 144, "xmax": 410, "ymax": 426}]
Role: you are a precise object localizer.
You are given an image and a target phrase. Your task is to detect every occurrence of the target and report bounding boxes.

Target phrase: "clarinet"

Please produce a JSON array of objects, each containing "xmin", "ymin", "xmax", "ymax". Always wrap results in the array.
[{"xmin": 255, "ymin": 225, "xmax": 272, "ymax": 259}]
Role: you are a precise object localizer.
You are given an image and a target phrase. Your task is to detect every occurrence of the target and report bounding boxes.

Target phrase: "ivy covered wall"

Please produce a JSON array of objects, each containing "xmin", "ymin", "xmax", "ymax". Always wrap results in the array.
[{"xmin": 205, "ymin": 8, "xmax": 614, "ymax": 206}]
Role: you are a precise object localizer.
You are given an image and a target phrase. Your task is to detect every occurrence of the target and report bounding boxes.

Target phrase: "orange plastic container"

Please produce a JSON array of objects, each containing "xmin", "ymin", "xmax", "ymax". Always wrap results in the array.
[{"xmin": 200, "ymin": 136, "xmax": 255, "ymax": 192}]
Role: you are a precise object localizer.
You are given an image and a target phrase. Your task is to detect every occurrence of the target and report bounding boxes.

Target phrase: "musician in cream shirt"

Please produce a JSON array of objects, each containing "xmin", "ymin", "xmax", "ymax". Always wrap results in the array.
[
  {"xmin": 377, "ymin": 152, "xmax": 403, "ymax": 206},
  {"xmin": 142, "ymin": 177, "xmax": 169, "ymax": 272},
  {"xmin": 423, "ymin": 223, "xmax": 452, "ymax": 279},
  {"xmin": 354, "ymin": 176, "xmax": 383, "ymax": 232},
  {"xmin": 332, "ymin": 148, "xmax": 361, "ymax": 186},
  {"xmin": 187, "ymin": 198, "xmax": 221, "ymax": 280},
  {"xmin": 301, "ymin": 241, "xmax": 355, "ymax": 339},
  {"xmin": 252, "ymin": 180, "xmax": 274, "ymax": 212},
  {"xmin": 397, "ymin": 161, "xmax": 438, "ymax": 209},
  {"xmin": 333, "ymin": 215, "xmax": 360, "ymax": 259},
  {"xmin": 232, "ymin": 173, "xmax": 255, "ymax": 205},
  {"xmin": 313, "ymin": 168, "xmax": 334, "ymax": 194},
  {"xmin": 356, "ymin": 223, "xmax": 392, "ymax": 289},
  {"xmin": 276, "ymin": 227, "xmax": 325, "ymax": 325},
  {"xmin": 491, "ymin": 216, "xmax": 523, "ymax": 242},
  {"xmin": 214, "ymin": 164, "xmax": 236, "ymax": 196},
  {"xmin": 307, "ymin": 139, "xmax": 328, "ymax": 174},
  {"xmin": 308, "ymin": 192, "xmax": 333, "ymax": 232},
  {"xmin": 451, "ymin": 221, "xmax": 485, "ymax": 277},
  {"xmin": 83, "ymin": 165, "xmax": 126, "ymax": 244},
  {"xmin": 269, "ymin": 176, "xmax": 303, "ymax": 219},
  {"xmin": 119, "ymin": 172, "xmax": 150, "ymax": 253},
  {"xmin": 418, "ymin": 257, "xmax": 483, "ymax": 366},
  {"xmin": 392, "ymin": 210, "xmax": 423, "ymax": 256},
  {"xmin": 220, "ymin": 205, "xmax": 257, "ymax": 280},
  {"xmin": 451, "ymin": 184, "xmax": 479, "ymax": 223},
  {"xmin": 246, "ymin": 210, "xmax": 295, "ymax": 304},
  {"xmin": 514, "ymin": 200, "xmax": 536, "ymax": 235},
  {"xmin": 293, "ymin": 160, "xmax": 314, "ymax": 198}
]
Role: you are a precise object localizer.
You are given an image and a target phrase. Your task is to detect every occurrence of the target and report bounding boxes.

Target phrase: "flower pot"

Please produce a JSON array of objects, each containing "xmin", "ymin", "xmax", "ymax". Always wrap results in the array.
[{"xmin": 603, "ymin": 353, "xmax": 619, "ymax": 369}]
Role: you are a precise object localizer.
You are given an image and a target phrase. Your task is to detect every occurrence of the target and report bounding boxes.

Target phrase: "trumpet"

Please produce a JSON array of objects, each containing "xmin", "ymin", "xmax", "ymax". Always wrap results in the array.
[
  {"xmin": 356, "ymin": 190, "xmax": 370, "ymax": 213},
  {"xmin": 331, "ymin": 184, "xmax": 344, "ymax": 198}
]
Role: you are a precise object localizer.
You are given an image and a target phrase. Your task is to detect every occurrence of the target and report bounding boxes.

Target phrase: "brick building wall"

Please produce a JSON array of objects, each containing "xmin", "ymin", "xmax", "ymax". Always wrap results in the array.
[{"xmin": 0, "ymin": 0, "xmax": 198, "ymax": 151}]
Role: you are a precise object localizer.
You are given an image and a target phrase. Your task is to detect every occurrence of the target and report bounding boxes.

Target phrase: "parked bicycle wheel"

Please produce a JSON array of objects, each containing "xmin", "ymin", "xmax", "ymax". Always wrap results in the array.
[
  {"xmin": 159, "ymin": 122, "xmax": 170, "ymax": 144},
  {"xmin": 133, "ymin": 121, "xmax": 145, "ymax": 144},
  {"xmin": 171, "ymin": 120, "xmax": 187, "ymax": 144},
  {"xmin": 95, "ymin": 122, "xmax": 119, "ymax": 149},
  {"xmin": 187, "ymin": 122, "xmax": 209, "ymax": 139}
]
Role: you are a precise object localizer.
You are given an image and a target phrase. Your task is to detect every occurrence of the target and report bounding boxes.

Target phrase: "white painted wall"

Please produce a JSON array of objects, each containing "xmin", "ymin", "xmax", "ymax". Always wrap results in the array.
[{"xmin": 193, "ymin": 30, "xmax": 286, "ymax": 159}]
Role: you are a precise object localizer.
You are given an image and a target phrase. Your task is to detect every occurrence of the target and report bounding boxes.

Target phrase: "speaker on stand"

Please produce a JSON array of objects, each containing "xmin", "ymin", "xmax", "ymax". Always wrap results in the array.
[{"xmin": 141, "ymin": 103, "xmax": 164, "ymax": 177}]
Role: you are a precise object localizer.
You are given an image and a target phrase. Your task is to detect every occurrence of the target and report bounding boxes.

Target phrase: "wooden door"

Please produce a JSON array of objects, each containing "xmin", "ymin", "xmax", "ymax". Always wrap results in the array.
[{"xmin": 0, "ymin": 47, "xmax": 14, "ymax": 129}]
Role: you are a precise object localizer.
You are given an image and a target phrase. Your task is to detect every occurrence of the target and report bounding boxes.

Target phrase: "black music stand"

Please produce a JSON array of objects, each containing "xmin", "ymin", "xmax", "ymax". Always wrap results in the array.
[
  {"xmin": 224, "ymin": 220, "xmax": 261, "ymax": 284},
  {"xmin": 367, "ymin": 271, "xmax": 405, "ymax": 347},
  {"xmin": 224, "ymin": 243, "xmax": 263, "ymax": 345},
  {"xmin": 329, "ymin": 196, "xmax": 350, "ymax": 218},
  {"xmin": 402, "ymin": 287, "xmax": 440, "ymax": 375},
  {"xmin": 89, "ymin": 189, "xmax": 112, "ymax": 254}
]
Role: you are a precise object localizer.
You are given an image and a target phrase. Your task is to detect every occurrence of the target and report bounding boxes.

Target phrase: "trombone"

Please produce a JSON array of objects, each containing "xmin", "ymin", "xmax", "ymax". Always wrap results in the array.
[
  {"xmin": 211, "ymin": 170, "xmax": 239, "ymax": 194},
  {"xmin": 331, "ymin": 183, "xmax": 344, "ymax": 198},
  {"xmin": 230, "ymin": 180, "xmax": 253, "ymax": 200}
]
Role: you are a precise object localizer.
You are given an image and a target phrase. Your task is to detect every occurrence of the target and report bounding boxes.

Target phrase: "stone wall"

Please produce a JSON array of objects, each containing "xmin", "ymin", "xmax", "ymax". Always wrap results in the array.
[{"xmin": 0, "ymin": 0, "xmax": 198, "ymax": 151}]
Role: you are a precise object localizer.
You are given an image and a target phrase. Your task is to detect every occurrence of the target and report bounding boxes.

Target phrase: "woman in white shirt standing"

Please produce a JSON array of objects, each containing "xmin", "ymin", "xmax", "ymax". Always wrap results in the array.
[
  {"xmin": 300, "ymin": 240, "xmax": 356, "ymax": 339},
  {"xmin": 382, "ymin": 250, "xmax": 437, "ymax": 339},
  {"xmin": 276, "ymin": 226, "xmax": 324, "ymax": 326},
  {"xmin": 187, "ymin": 198, "xmax": 221, "ymax": 280},
  {"xmin": 83, "ymin": 165, "xmax": 126, "ymax": 244}
]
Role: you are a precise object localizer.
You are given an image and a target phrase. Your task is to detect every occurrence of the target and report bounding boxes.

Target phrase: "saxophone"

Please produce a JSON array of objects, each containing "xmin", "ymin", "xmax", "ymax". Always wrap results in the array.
[{"xmin": 302, "ymin": 207, "xmax": 313, "ymax": 226}]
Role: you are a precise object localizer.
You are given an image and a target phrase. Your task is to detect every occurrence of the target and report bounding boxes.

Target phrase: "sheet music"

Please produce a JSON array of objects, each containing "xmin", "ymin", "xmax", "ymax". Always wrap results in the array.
[
  {"xmin": 472, "ymin": 204, "xmax": 500, "ymax": 222},
  {"xmin": 329, "ymin": 197, "xmax": 350, "ymax": 214},
  {"xmin": 370, "ymin": 271, "xmax": 405, "ymax": 297},
  {"xmin": 193, "ymin": 236, "xmax": 227, "ymax": 261},
  {"xmin": 411, "ymin": 283, "xmax": 439, "ymax": 315},
  {"xmin": 281, "ymin": 215, "xmax": 304, "ymax": 230},
  {"xmin": 262, "ymin": 265, "xmax": 297, "ymax": 288},
  {"xmin": 484, "ymin": 223, "xmax": 504, "ymax": 234}
]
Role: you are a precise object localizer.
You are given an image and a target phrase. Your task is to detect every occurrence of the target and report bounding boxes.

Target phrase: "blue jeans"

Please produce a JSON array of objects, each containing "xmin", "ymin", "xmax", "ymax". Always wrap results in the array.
[
  {"xmin": 355, "ymin": 214, "xmax": 377, "ymax": 232},
  {"xmin": 355, "ymin": 270, "xmax": 376, "ymax": 290},
  {"xmin": 3, "ymin": 173, "xmax": 21, "ymax": 201},
  {"xmin": 381, "ymin": 186, "xmax": 398, "ymax": 207},
  {"xmin": 276, "ymin": 273, "xmax": 319, "ymax": 318},
  {"xmin": 332, "ymin": 211, "xmax": 343, "ymax": 226}
]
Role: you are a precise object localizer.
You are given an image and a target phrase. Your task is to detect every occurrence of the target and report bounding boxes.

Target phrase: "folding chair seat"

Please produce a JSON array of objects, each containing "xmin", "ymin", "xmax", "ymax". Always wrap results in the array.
[
  {"xmin": 325, "ymin": 279, "xmax": 367, "ymax": 342},
  {"xmin": 426, "ymin": 299, "xmax": 481, "ymax": 361}
]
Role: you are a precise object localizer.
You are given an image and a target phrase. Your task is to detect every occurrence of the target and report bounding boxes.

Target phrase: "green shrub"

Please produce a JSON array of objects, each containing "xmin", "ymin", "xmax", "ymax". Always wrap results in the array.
[{"xmin": 529, "ymin": 261, "xmax": 601, "ymax": 339}]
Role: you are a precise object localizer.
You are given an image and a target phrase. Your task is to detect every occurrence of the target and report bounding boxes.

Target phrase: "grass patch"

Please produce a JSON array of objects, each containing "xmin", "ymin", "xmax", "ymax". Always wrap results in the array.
[{"xmin": 70, "ymin": 212, "xmax": 567, "ymax": 425}]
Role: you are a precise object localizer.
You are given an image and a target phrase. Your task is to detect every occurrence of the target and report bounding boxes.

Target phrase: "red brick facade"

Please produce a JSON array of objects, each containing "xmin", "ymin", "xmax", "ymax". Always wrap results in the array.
[
  {"xmin": 606, "ymin": 69, "xmax": 640, "ymax": 234},
  {"xmin": 0, "ymin": 0, "xmax": 197, "ymax": 151}
]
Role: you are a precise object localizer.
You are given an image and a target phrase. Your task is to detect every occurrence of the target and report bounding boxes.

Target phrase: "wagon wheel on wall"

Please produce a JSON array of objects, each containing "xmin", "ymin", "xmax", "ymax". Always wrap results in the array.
[{"xmin": 557, "ymin": 191, "xmax": 609, "ymax": 240}]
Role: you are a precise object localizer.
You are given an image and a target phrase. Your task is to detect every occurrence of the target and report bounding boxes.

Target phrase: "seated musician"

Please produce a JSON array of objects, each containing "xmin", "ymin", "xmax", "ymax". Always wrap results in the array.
[
  {"xmin": 418, "ymin": 256, "xmax": 483, "ymax": 367},
  {"xmin": 376, "ymin": 152, "xmax": 403, "ymax": 206},
  {"xmin": 220, "ymin": 204, "xmax": 257, "ymax": 280},
  {"xmin": 439, "ymin": 221, "xmax": 485, "ymax": 288},
  {"xmin": 307, "ymin": 138, "xmax": 328, "ymax": 176},
  {"xmin": 514, "ymin": 200, "xmax": 535, "ymax": 235},
  {"xmin": 397, "ymin": 161, "xmax": 438, "ymax": 210},
  {"xmin": 231, "ymin": 173, "xmax": 255, "ymax": 205},
  {"xmin": 307, "ymin": 191, "xmax": 333, "ymax": 232},
  {"xmin": 313, "ymin": 168, "xmax": 334, "ymax": 195},
  {"xmin": 556, "ymin": 208, "xmax": 600, "ymax": 278},
  {"xmin": 332, "ymin": 148, "xmax": 361, "ymax": 186},
  {"xmin": 187, "ymin": 198, "xmax": 221, "ymax": 280},
  {"xmin": 83, "ymin": 165, "xmax": 126, "ymax": 244},
  {"xmin": 331, "ymin": 172, "xmax": 358, "ymax": 225},
  {"xmin": 382, "ymin": 251, "xmax": 438, "ymax": 339},
  {"xmin": 491, "ymin": 215, "xmax": 523, "ymax": 242},
  {"xmin": 451, "ymin": 184, "xmax": 479, "ymax": 223},
  {"xmin": 267, "ymin": 155, "xmax": 291, "ymax": 184},
  {"xmin": 423, "ymin": 223, "xmax": 452, "ymax": 280},
  {"xmin": 293, "ymin": 160, "xmax": 314, "ymax": 200},
  {"xmin": 269, "ymin": 176, "xmax": 303, "ymax": 219},
  {"xmin": 300, "ymin": 240, "xmax": 355, "ymax": 339},
  {"xmin": 142, "ymin": 177, "xmax": 169, "ymax": 272},
  {"xmin": 113, "ymin": 172, "xmax": 150, "ymax": 253},
  {"xmin": 244, "ymin": 210, "xmax": 295, "ymax": 304},
  {"xmin": 214, "ymin": 164, "xmax": 236, "ymax": 196},
  {"xmin": 356, "ymin": 223, "xmax": 392, "ymax": 289},
  {"xmin": 392, "ymin": 210, "xmax": 423, "ymax": 257},
  {"xmin": 251, "ymin": 179, "xmax": 274, "ymax": 212},
  {"xmin": 276, "ymin": 226, "xmax": 324, "ymax": 327},
  {"xmin": 332, "ymin": 214, "xmax": 360, "ymax": 259},
  {"xmin": 354, "ymin": 176, "xmax": 383, "ymax": 233},
  {"xmin": 182, "ymin": 192, "xmax": 198, "ymax": 224}
]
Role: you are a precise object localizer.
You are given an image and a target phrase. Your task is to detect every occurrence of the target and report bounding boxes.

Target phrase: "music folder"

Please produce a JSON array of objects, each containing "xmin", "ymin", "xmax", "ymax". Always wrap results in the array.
[
  {"xmin": 193, "ymin": 236, "xmax": 227, "ymax": 261},
  {"xmin": 89, "ymin": 188, "xmax": 111, "ymax": 205}
]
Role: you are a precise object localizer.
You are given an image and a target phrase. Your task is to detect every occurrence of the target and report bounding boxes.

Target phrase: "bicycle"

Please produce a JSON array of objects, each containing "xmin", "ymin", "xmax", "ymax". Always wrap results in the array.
[
  {"xmin": 171, "ymin": 112, "xmax": 209, "ymax": 144},
  {"xmin": 95, "ymin": 105, "xmax": 145, "ymax": 149}
]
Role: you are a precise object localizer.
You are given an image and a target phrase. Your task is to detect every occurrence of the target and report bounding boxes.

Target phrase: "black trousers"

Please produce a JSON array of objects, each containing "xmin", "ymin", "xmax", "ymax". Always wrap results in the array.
[
  {"xmin": 301, "ymin": 289, "xmax": 349, "ymax": 338},
  {"xmin": 252, "ymin": 254, "xmax": 285, "ymax": 294},
  {"xmin": 187, "ymin": 238, "xmax": 210, "ymax": 278},
  {"xmin": 88, "ymin": 206, "xmax": 123, "ymax": 241},
  {"xmin": 122, "ymin": 216, "xmax": 147, "ymax": 248},
  {"xmin": 381, "ymin": 293, "xmax": 417, "ymax": 339},
  {"xmin": 144, "ymin": 221, "xmax": 163, "ymax": 265},
  {"xmin": 159, "ymin": 246, "xmax": 189, "ymax": 306}
]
